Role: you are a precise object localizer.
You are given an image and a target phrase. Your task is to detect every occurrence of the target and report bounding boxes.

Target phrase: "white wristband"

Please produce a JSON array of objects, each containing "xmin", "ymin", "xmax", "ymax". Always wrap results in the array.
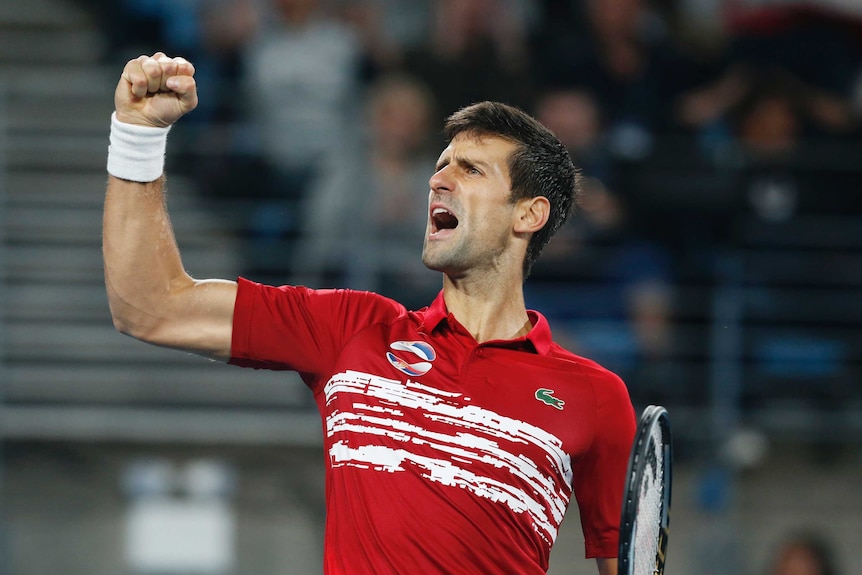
[{"xmin": 107, "ymin": 112, "xmax": 172, "ymax": 182}]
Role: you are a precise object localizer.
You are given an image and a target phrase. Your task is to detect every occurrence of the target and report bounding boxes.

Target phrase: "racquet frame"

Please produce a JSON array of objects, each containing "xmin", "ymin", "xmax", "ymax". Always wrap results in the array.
[{"xmin": 618, "ymin": 404, "xmax": 673, "ymax": 575}]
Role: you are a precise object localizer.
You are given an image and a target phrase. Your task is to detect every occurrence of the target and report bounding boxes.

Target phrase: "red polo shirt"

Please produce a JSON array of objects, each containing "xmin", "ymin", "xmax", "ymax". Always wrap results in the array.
[{"xmin": 229, "ymin": 278, "xmax": 636, "ymax": 574}]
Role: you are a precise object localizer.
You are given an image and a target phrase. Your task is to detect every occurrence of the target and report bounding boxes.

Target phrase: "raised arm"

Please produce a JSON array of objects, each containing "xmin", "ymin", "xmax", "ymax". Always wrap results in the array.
[{"xmin": 103, "ymin": 53, "xmax": 236, "ymax": 360}]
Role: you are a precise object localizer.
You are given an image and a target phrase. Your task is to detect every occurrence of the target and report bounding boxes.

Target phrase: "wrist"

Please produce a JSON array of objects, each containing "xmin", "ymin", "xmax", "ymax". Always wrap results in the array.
[{"xmin": 107, "ymin": 112, "xmax": 172, "ymax": 182}]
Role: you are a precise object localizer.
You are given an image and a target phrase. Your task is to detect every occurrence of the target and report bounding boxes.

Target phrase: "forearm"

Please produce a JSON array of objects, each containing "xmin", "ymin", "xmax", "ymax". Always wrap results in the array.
[
  {"xmin": 596, "ymin": 557, "xmax": 617, "ymax": 575},
  {"xmin": 103, "ymin": 174, "xmax": 194, "ymax": 339}
]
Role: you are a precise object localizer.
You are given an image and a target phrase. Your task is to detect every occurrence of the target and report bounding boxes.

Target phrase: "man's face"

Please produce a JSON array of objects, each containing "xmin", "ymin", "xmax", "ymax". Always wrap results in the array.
[{"xmin": 422, "ymin": 133, "xmax": 520, "ymax": 278}]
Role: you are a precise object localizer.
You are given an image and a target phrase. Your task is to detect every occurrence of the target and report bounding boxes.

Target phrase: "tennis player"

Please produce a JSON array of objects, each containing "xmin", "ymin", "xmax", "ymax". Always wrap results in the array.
[{"xmin": 103, "ymin": 52, "xmax": 637, "ymax": 575}]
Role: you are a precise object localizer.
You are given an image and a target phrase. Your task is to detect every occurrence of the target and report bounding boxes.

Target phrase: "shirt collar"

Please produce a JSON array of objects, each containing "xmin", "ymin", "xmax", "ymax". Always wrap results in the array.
[
  {"xmin": 420, "ymin": 291, "xmax": 450, "ymax": 333},
  {"xmin": 420, "ymin": 291, "xmax": 553, "ymax": 355}
]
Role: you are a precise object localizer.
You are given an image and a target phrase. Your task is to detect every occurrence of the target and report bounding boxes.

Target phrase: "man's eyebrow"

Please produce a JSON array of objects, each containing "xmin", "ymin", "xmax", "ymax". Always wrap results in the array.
[{"xmin": 442, "ymin": 154, "xmax": 491, "ymax": 172}]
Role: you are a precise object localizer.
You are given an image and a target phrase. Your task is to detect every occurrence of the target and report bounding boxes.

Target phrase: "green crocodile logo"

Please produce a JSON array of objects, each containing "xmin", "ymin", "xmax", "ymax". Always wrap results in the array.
[{"xmin": 535, "ymin": 388, "xmax": 565, "ymax": 410}]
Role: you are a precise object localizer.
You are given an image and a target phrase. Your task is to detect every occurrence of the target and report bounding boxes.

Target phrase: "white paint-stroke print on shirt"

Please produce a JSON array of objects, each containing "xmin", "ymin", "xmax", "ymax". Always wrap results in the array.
[{"xmin": 324, "ymin": 370, "xmax": 573, "ymax": 543}]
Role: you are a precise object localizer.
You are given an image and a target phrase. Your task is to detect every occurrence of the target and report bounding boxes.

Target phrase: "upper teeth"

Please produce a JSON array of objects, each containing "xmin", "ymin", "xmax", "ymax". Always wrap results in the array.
[{"xmin": 433, "ymin": 208, "xmax": 450, "ymax": 215}]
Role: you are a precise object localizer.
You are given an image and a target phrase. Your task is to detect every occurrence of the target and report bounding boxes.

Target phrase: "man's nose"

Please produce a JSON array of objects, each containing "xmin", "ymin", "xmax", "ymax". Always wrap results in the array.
[{"xmin": 429, "ymin": 165, "xmax": 453, "ymax": 193}]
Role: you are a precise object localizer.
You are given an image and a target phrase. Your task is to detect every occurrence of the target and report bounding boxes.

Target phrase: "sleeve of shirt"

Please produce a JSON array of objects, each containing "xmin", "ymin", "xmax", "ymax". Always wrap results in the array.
[
  {"xmin": 228, "ymin": 277, "xmax": 404, "ymax": 391},
  {"xmin": 573, "ymin": 369, "xmax": 637, "ymax": 559}
]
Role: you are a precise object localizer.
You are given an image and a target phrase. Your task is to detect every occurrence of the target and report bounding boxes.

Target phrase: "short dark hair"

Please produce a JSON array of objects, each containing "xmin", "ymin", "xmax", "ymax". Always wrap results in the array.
[{"xmin": 443, "ymin": 101, "xmax": 580, "ymax": 278}]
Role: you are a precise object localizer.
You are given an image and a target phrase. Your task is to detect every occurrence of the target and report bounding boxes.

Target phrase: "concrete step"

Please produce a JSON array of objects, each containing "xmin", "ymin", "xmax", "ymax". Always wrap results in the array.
[
  {"xmin": 2, "ymin": 363, "xmax": 307, "ymax": 407},
  {"xmin": 0, "ymin": 404, "xmax": 322, "ymax": 444},
  {"xmin": 0, "ymin": 63, "xmax": 115, "ymax": 97},
  {"xmin": 5, "ymin": 202, "xmax": 236, "ymax": 245},
  {"xmin": 4, "ymin": 133, "xmax": 109, "ymax": 170},
  {"xmin": 1, "ymin": 283, "xmax": 108, "ymax": 321},
  {"xmin": 4, "ymin": 171, "xmax": 200, "ymax": 206},
  {"xmin": 0, "ymin": 0, "xmax": 92, "ymax": 27},
  {"xmin": 1, "ymin": 243, "xmax": 238, "ymax": 282},
  {"xmin": 0, "ymin": 26, "xmax": 104, "ymax": 65},
  {"xmin": 6, "ymin": 93, "xmax": 112, "ymax": 132}
]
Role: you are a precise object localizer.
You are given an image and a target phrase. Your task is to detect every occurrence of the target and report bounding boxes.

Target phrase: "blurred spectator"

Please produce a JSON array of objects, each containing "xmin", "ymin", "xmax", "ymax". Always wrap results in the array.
[
  {"xmin": 531, "ymin": 0, "xmax": 701, "ymax": 160},
  {"xmin": 676, "ymin": 7, "xmax": 860, "ymax": 152},
  {"xmin": 735, "ymin": 74, "xmax": 802, "ymax": 158},
  {"xmin": 75, "ymin": 0, "xmax": 176, "ymax": 64},
  {"xmin": 235, "ymin": 0, "xmax": 364, "ymax": 280},
  {"xmin": 767, "ymin": 532, "xmax": 840, "ymax": 575},
  {"xmin": 396, "ymin": 0, "xmax": 537, "ymax": 138},
  {"xmin": 337, "ymin": 0, "xmax": 432, "ymax": 81},
  {"xmin": 195, "ymin": 0, "xmax": 259, "ymax": 125},
  {"xmin": 290, "ymin": 73, "xmax": 440, "ymax": 307},
  {"xmin": 658, "ymin": 6, "xmax": 862, "ymax": 253},
  {"xmin": 241, "ymin": 0, "xmax": 362, "ymax": 184},
  {"xmin": 728, "ymin": 71, "xmax": 806, "ymax": 221},
  {"xmin": 532, "ymin": 88, "xmax": 612, "ymax": 183},
  {"xmin": 715, "ymin": 66, "xmax": 862, "ymax": 222}
]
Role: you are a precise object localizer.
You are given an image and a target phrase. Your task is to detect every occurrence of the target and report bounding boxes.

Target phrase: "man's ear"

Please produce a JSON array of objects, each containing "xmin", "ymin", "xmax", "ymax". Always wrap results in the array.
[{"xmin": 514, "ymin": 196, "xmax": 550, "ymax": 233}]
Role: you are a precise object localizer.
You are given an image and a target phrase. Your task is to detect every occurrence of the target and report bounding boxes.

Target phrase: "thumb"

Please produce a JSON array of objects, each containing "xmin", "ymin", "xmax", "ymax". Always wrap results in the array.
[{"xmin": 166, "ymin": 75, "xmax": 198, "ymax": 112}]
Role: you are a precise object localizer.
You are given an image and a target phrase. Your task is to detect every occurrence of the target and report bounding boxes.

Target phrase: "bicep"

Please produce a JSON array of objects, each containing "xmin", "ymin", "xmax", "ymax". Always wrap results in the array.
[{"xmin": 142, "ymin": 278, "xmax": 238, "ymax": 361}]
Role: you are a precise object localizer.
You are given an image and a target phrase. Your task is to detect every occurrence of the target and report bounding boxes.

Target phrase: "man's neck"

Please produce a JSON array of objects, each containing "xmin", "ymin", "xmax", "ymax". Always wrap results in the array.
[{"xmin": 441, "ymin": 275, "xmax": 532, "ymax": 344}]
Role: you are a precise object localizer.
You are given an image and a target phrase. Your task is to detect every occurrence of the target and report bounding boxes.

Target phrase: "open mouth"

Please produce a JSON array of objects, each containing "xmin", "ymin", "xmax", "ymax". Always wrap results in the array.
[{"xmin": 430, "ymin": 207, "xmax": 458, "ymax": 235}]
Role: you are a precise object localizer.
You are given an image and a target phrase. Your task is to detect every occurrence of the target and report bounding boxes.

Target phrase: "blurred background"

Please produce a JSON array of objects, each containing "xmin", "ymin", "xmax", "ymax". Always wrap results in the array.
[{"xmin": 0, "ymin": 0, "xmax": 861, "ymax": 573}]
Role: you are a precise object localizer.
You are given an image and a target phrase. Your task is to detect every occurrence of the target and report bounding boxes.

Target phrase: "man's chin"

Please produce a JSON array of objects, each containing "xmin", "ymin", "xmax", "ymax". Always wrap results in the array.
[
  {"xmin": 421, "ymin": 250, "xmax": 448, "ymax": 274},
  {"xmin": 422, "ymin": 255, "xmax": 467, "ymax": 281},
  {"xmin": 421, "ymin": 256, "xmax": 442, "ymax": 273}
]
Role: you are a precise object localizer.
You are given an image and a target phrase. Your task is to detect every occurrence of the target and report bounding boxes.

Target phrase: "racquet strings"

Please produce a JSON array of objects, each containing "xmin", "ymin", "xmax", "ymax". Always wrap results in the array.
[{"xmin": 632, "ymin": 421, "xmax": 664, "ymax": 575}]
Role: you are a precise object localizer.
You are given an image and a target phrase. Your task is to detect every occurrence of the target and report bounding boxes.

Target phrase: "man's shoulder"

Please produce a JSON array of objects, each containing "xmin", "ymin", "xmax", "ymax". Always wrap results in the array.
[
  {"xmin": 306, "ymin": 287, "xmax": 410, "ymax": 324},
  {"xmin": 238, "ymin": 279, "xmax": 410, "ymax": 325},
  {"xmin": 546, "ymin": 342, "xmax": 625, "ymax": 385}
]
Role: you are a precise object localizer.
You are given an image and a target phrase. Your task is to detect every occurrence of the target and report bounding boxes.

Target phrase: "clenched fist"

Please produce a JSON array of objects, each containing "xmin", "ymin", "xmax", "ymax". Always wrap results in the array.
[{"xmin": 115, "ymin": 52, "xmax": 198, "ymax": 128}]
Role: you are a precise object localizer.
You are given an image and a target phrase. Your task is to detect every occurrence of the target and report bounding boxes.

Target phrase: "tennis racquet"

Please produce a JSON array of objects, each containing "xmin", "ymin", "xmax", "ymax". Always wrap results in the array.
[{"xmin": 618, "ymin": 404, "xmax": 673, "ymax": 575}]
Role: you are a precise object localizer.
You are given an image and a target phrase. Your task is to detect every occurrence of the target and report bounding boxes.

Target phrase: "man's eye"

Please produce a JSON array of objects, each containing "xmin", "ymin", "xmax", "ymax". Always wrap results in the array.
[{"xmin": 467, "ymin": 167, "xmax": 481, "ymax": 175}]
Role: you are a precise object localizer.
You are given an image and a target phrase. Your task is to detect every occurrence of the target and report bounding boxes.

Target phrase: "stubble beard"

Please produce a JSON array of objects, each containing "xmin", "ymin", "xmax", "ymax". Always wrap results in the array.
[
  {"xmin": 422, "ymin": 238, "xmax": 459, "ymax": 275},
  {"xmin": 423, "ymin": 230, "xmax": 510, "ymax": 280},
  {"xmin": 422, "ymin": 230, "xmax": 475, "ymax": 278}
]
